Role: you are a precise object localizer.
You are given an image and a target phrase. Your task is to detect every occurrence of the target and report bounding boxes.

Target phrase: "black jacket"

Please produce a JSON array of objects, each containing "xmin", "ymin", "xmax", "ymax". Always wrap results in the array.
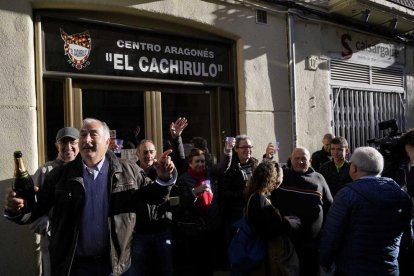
[
  {"xmin": 311, "ymin": 147, "xmax": 331, "ymax": 172},
  {"xmin": 133, "ymin": 136, "xmax": 184, "ymax": 234},
  {"xmin": 219, "ymin": 156, "xmax": 259, "ymax": 222},
  {"xmin": 271, "ymin": 167, "xmax": 333, "ymax": 241},
  {"xmin": 319, "ymin": 161, "xmax": 352, "ymax": 197},
  {"xmin": 6, "ymin": 151, "xmax": 170, "ymax": 276},
  {"xmin": 320, "ymin": 177, "xmax": 413, "ymax": 275}
]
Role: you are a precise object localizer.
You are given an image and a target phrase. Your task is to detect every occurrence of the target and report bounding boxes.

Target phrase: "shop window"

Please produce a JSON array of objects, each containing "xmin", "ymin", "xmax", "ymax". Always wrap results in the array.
[
  {"xmin": 82, "ymin": 89, "xmax": 145, "ymax": 150},
  {"xmin": 161, "ymin": 91, "xmax": 211, "ymax": 155},
  {"xmin": 44, "ymin": 79, "xmax": 64, "ymax": 161}
]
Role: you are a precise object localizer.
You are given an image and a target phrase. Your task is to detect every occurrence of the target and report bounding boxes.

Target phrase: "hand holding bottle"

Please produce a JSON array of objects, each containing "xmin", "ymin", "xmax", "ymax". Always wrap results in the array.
[
  {"xmin": 5, "ymin": 186, "xmax": 39, "ymax": 214},
  {"xmin": 7, "ymin": 151, "xmax": 37, "ymax": 213}
]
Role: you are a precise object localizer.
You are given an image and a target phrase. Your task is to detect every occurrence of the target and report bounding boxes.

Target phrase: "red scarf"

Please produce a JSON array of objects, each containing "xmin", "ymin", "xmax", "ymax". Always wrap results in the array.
[{"xmin": 187, "ymin": 167, "xmax": 213, "ymax": 210}]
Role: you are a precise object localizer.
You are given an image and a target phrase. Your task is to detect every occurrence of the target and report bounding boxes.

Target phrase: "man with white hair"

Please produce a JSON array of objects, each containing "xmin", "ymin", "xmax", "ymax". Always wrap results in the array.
[
  {"xmin": 5, "ymin": 118, "xmax": 177, "ymax": 276},
  {"xmin": 320, "ymin": 146, "xmax": 413, "ymax": 276},
  {"xmin": 271, "ymin": 147, "xmax": 332, "ymax": 276}
]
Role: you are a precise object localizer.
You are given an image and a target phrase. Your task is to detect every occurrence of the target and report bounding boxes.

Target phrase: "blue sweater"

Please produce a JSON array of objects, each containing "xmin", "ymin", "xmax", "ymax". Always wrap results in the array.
[{"xmin": 319, "ymin": 176, "xmax": 413, "ymax": 276}]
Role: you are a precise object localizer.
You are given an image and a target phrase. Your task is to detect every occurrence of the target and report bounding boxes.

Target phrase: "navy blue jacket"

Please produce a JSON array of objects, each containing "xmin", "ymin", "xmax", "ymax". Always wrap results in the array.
[{"xmin": 319, "ymin": 176, "xmax": 413, "ymax": 276}]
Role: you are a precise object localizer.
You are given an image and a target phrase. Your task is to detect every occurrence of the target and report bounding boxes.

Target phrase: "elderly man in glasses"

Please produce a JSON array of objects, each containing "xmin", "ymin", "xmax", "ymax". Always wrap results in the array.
[{"xmin": 219, "ymin": 135, "xmax": 259, "ymax": 241}]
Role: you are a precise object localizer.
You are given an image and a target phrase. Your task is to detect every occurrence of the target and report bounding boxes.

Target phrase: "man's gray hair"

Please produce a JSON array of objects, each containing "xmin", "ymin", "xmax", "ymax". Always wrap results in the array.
[
  {"xmin": 350, "ymin": 147, "xmax": 384, "ymax": 175},
  {"xmin": 235, "ymin": 134, "xmax": 252, "ymax": 148},
  {"xmin": 82, "ymin": 118, "xmax": 110, "ymax": 140}
]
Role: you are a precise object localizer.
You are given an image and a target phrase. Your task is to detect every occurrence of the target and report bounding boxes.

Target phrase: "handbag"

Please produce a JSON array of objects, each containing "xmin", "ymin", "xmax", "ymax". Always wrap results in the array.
[
  {"xmin": 228, "ymin": 193, "xmax": 266, "ymax": 272},
  {"xmin": 267, "ymin": 235, "xmax": 299, "ymax": 276}
]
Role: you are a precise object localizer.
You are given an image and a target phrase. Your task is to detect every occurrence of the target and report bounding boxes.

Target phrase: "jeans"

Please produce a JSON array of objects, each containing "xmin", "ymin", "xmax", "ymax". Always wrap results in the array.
[{"xmin": 128, "ymin": 229, "xmax": 173, "ymax": 276}]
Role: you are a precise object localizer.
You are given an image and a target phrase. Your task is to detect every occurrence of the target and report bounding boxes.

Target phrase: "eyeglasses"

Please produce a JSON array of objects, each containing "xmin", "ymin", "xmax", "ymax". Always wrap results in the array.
[
  {"xmin": 58, "ymin": 140, "xmax": 79, "ymax": 146},
  {"xmin": 237, "ymin": 146, "xmax": 253, "ymax": 149}
]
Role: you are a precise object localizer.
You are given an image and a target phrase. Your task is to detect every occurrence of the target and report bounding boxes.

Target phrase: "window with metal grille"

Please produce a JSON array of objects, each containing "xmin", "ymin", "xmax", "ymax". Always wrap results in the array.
[
  {"xmin": 330, "ymin": 59, "xmax": 406, "ymax": 153},
  {"xmin": 256, "ymin": 9, "xmax": 267, "ymax": 24},
  {"xmin": 332, "ymin": 88, "xmax": 405, "ymax": 152}
]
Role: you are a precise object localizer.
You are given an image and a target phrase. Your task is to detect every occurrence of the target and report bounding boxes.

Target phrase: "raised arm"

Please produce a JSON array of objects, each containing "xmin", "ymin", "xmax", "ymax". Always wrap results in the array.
[
  {"xmin": 210, "ymin": 137, "xmax": 235, "ymax": 176},
  {"xmin": 170, "ymin": 117, "xmax": 188, "ymax": 174}
]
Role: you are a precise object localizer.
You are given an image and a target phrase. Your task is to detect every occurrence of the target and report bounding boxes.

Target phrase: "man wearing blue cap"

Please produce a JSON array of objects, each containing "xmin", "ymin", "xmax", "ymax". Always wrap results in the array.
[{"xmin": 30, "ymin": 127, "xmax": 80, "ymax": 276}]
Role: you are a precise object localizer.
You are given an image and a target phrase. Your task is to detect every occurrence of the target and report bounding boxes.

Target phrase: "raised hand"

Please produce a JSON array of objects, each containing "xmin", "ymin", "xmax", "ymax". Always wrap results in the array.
[
  {"xmin": 170, "ymin": 117, "xmax": 188, "ymax": 139},
  {"xmin": 265, "ymin": 143, "xmax": 276, "ymax": 159},
  {"xmin": 154, "ymin": 149, "xmax": 175, "ymax": 181}
]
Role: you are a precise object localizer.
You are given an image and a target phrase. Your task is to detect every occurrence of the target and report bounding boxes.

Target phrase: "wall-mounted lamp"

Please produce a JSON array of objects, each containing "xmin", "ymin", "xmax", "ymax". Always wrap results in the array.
[
  {"xmin": 352, "ymin": 9, "xmax": 371, "ymax": 23},
  {"xmin": 389, "ymin": 18, "xmax": 398, "ymax": 33},
  {"xmin": 381, "ymin": 17, "xmax": 398, "ymax": 33}
]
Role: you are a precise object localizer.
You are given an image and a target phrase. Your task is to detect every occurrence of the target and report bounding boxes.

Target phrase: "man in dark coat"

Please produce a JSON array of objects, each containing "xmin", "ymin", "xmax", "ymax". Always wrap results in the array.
[
  {"xmin": 320, "ymin": 146, "xmax": 413, "ymax": 276},
  {"xmin": 272, "ymin": 147, "xmax": 333, "ymax": 276},
  {"xmin": 319, "ymin": 136, "xmax": 352, "ymax": 197},
  {"xmin": 311, "ymin": 133, "xmax": 333, "ymax": 171},
  {"xmin": 5, "ymin": 118, "xmax": 176, "ymax": 276}
]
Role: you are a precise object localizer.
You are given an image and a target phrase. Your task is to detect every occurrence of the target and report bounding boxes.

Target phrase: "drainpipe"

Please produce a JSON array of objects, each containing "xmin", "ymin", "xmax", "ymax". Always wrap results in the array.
[{"xmin": 287, "ymin": 12, "xmax": 297, "ymax": 148}]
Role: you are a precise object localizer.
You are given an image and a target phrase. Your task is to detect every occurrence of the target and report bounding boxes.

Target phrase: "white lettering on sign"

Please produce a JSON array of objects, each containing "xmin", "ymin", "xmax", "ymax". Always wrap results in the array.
[
  {"xmin": 135, "ymin": 56, "xmax": 222, "ymax": 77},
  {"xmin": 106, "ymin": 40, "xmax": 225, "ymax": 79},
  {"xmin": 117, "ymin": 40, "xmax": 162, "ymax": 52},
  {"xmin": 112, "ymin": 53, "xmax": 133, "ymax": 71}
]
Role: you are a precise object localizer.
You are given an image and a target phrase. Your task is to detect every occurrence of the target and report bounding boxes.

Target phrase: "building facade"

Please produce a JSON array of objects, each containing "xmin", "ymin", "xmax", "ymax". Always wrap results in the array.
[{"xmin": 1, "ymin": 0, "xmax": 413, "ymax": 274}]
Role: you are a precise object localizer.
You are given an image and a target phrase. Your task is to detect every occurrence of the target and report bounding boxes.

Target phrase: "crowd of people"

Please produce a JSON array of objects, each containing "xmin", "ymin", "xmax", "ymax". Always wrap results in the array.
[{"xmin": 4, "ymin": 118, "xmax": 414, "ymax": 276}]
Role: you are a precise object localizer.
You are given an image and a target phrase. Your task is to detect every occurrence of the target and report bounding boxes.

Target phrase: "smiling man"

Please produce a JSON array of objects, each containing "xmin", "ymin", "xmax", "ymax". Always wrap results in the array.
[
  {"xmin": 5, "ymin": 118, "xmax": 177, "ymax": 276},
  {"xmin": 319, "ymin": 136, "xmax": 353, "ymax": 197},
  {"xmin": 30, "ymin": 127, "xmax": 80, "ymax": 276},
  {"xmin": 220, "ymin": 135, "xmax": 259, "ymax": 225},
  {"xmin": 128, "ymin": 117, "xmax": 188, "ymax": 276},
  {"xmin": 271, "ymin": 147, "xmax": 332, "ymax": 276}
]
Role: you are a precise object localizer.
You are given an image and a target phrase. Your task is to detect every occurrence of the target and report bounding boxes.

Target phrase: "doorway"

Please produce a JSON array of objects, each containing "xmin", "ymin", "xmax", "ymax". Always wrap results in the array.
[{"xmin": 42, "ymin": 79, "xmax": 236, "ymax": 163}]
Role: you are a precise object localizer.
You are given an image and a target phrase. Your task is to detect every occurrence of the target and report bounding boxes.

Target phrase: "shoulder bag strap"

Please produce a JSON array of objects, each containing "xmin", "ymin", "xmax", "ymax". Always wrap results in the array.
[{"xmin": 245, "ymin": 193, "xmax": 256, "ymax": 221}]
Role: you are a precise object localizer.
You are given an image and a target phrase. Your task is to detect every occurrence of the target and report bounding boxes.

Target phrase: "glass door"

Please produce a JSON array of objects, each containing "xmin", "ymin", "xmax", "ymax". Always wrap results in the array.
[
  {"xmin": 42, "ymin": 79, "xmax": 236, "ymax": 164},
  {"xmin": 82, "ymin": 88, "xmax": 146, "ymax": 150}
]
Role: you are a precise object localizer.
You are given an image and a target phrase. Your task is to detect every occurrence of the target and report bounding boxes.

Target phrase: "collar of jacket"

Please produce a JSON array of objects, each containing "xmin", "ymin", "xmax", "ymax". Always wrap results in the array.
[
  {"xmin": 70, "ymin": 150, "xmax": 122, "ymax": 179},
  {"xmin": 231, "ymin": 155, "xmax": 258, "ymax": 167}
]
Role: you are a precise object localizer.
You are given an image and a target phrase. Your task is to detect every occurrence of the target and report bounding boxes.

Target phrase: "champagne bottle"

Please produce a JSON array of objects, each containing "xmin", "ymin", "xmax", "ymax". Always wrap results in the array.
[{"xmin": 12, "ymin": 151, "xmax": 37, "ymax": 209}]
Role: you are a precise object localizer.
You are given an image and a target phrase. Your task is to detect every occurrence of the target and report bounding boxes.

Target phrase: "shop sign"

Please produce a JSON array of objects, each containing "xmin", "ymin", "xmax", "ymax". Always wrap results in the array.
[
  {"xmin": 337, "ymin": 33, "xmax": 404, "ymax": 66},
  {"xmin": 43, "ymin": 16, "xmax": 232, "ymax": 84}
]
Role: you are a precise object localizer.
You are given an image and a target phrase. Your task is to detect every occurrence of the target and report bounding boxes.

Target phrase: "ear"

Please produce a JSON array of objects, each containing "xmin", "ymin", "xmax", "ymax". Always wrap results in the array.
[{"xmin": 55, "ymin": 143, "xmax": 60, "ymax": 151}]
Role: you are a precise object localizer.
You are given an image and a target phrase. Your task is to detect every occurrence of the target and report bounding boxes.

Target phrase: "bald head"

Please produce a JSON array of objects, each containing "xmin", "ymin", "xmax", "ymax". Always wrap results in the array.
[{"xmin": 291, "ymin": 147, "xmax": 311, "ymax": 174}]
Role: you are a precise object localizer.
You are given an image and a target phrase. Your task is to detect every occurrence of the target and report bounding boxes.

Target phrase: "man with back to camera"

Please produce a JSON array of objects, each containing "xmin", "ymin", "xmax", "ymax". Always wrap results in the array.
[
  {"xmin": 31, "ymin": 127, "xmax": 80, "ymax": 276},
  {"xmin": 311, "ymin": 133, "xmax": 333, "ymax": 171},
  {"xmin": 319, "ymin": 136, "xmax": 352, "ymax": 197},
  {"xmin": 271, "ymin": 147, "xmax": 333, "ymax": 276},
  {"xmin": 319, "ymin": 146, "xmax": 413, "ymax": 276},
  {"xmin": 4, "ymin": 118, "xmax": 177, "ymax": 276}
]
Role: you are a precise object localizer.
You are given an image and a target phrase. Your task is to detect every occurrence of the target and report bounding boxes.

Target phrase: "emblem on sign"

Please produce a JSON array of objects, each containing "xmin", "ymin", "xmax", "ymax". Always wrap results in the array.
[{"xmin": 60, "ymin": 28, "xmax": 91, "ymax": 70}]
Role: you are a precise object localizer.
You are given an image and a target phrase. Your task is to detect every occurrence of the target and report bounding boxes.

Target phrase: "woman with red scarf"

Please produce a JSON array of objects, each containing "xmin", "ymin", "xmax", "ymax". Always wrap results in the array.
[{"xmin": 177, "ymin": 142, "xmax": 234, "ymax": 275}]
